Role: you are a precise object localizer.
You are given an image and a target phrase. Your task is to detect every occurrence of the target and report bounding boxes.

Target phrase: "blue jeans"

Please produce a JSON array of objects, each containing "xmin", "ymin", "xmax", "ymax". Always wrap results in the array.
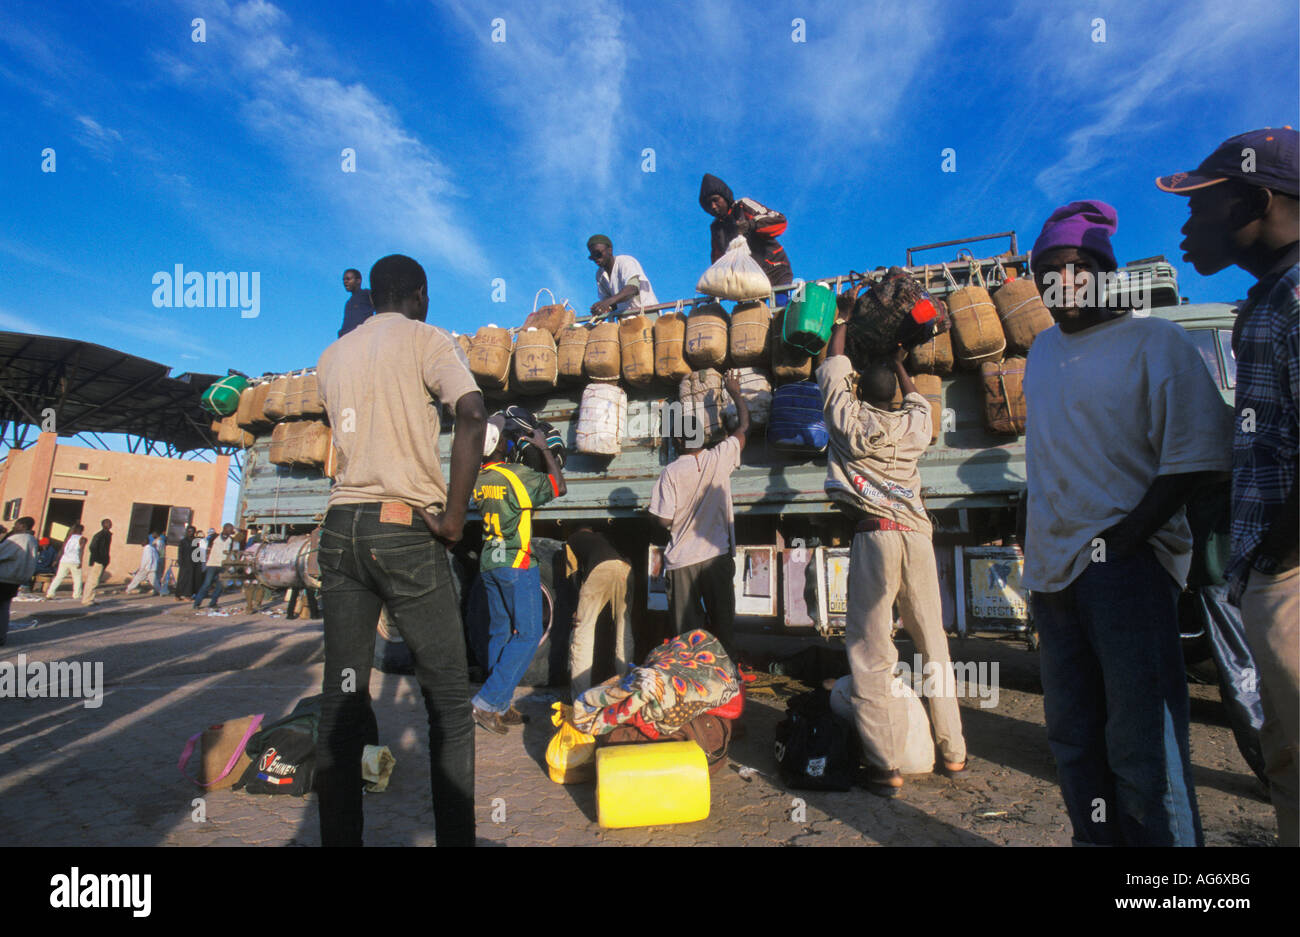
[
  {"xmin": 472, "ymin": 566, "xmax": 544, "ymax": 713},
  {"xmin": 316, "ymin": 503, "xmax": 474, "ymax": 846},
  {"xmin": 192, "ymin": 567, "xmax": 221, "ymax": 607},
  {"xmin": 1034, "ymin": 545, "xmax": 1202, "ymax": 846}
]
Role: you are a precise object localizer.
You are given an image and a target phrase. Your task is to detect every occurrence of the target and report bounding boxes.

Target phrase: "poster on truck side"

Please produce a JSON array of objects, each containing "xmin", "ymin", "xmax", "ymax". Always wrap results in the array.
[{"xmin": 964, "ymin": 546, "xmax": 1030, "ymax": 620}]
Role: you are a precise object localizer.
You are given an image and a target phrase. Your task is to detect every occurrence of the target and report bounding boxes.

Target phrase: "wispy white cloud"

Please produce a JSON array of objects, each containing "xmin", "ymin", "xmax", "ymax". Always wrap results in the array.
[
  {"xmin": 1028, "ymin": 1, "xmax": 1287, "ymax": 198},
  {"xmin": 97, "ymin": 310, "xmax": 213, "ymax": 359},
  {"xmin": 779, "ymin": 1, "xmax": 941, "ymax": 136},
  {"xmin": 156, "ymin": 0, "xmax": 487, "ymax": 277},
  {"xmin": 437, "ymin": 0, "xmax": 628, "ymax": 192},
  {"xmin": 0, "ymin": 308, "xmax": 48, "ymax": 335},
  {"xmin": 73, "ymin": 114, "xmax": 123, "ymax": 159}
]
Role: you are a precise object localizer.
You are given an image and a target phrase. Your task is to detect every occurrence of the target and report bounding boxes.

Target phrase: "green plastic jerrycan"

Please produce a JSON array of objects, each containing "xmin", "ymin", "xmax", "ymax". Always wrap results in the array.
[
  {"xmin": 782, "ymin": 282, "xmax": 836, "ymax": 355},
  {"xmin": 201, "ymin": 374, "xmax": 250, "ymax": 417}
]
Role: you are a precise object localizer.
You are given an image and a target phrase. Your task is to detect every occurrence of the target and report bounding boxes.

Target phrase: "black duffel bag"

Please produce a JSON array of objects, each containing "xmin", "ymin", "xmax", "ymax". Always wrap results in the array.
[{"xmin": 773, "ymin": 689, "xmax": 854, "ymax": 792}]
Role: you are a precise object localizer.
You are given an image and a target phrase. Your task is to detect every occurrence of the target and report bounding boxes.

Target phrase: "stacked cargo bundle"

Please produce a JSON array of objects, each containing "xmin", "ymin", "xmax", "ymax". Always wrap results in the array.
[{"xmin": 225, "ymin": 369, "xmax": 335, "ymax": 470}]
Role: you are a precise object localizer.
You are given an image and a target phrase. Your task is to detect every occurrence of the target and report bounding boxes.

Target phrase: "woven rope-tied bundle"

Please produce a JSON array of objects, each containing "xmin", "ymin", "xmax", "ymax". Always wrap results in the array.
[
  {"xmin": 654, "ymin": 302, "xmax": 691, "ymax": 382},
  {"xmin": 944, "ymin": 262, "xmax": 1005, "ymax": 367},
  {"xmin": 584, "ymin": 320, "xmax": 621, "ymax": 381},
  {"xmin": 980, "ymin": 357, "xmax": 1027, "ymax": 435},
  {"xmin": 992, "ymin": 271, "xmax": 1053, "ymax": 354},
  {"xmin": 619, "ymin": 315, "xmax": 655, "ymax": 388}
]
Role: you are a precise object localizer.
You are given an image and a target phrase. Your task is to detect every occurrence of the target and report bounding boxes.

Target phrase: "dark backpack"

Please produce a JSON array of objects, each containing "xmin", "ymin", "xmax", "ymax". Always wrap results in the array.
[
  {"xmin": 236, "ymin": 695, "xmax": 322, "ymax": 796},
  {"xmin": 773, "ymin": 689, "xmax": 854, "ymax": 791},
  {"xmin": 511, "ymin": 420, "xmax": 568, "ymax": 471}
]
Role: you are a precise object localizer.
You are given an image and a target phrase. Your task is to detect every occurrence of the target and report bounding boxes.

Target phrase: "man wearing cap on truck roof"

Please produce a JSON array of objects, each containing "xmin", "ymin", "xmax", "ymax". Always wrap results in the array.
[
  {"xmin": 316, "ymin": 253, "xmax": 487, "ymax": 847},
  {"xmin": 470, "ymin": 415, "xmax": 567, "ymax": 735},
  {"xmin": 817, "ymin": 328, "xmax": 968, "ymax": 798},
  {"xmin": 1157, "ymin": 127, "xmax": 1300, "ymax": 846},
  {"xmin": 588, "ymin": 235, "xmax": 659, "ymax": 319},
  {"xmin": 1023, "ymin": 200, "xmax": 1232, "ymax": 846},
  {"xmin": 699, "ymin": 173, "xmax": 793, "ymax": 288},
  {"xmin": 649, "ymin": 370, "xmax": 750, "ymax": 654}
]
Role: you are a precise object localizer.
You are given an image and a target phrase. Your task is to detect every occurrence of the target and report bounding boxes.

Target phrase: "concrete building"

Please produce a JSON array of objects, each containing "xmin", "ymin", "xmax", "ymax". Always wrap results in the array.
[{"xmin": 0, "ymin": 432, "xmax": 229, "ymax": 586}]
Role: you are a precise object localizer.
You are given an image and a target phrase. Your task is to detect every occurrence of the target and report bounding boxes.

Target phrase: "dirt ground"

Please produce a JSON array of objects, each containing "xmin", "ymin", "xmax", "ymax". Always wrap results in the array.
[{"xmin": 0, "ymin": 584, "xmax": 1279, "ymax": 847}]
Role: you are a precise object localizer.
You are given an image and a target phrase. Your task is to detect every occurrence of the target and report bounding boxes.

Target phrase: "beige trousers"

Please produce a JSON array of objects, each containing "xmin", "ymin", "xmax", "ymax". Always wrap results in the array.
[
  {"xmin": 846, "ymin": 529, "xmax": 966, "ymax": 770},
  {"xmin": 569, "ymin": 559, "xmax": 634, "ymax": 698},
  {"xmin": 1240, "ymin": 565, "xmax": 1300, "ymax": 846},
  {"xmin": 81, "ymin": 563, "xmax": 105, "ymax": 605},
  {"xmin": 45, "ymin": 559, "xmax": 82, "ymax": 599}
]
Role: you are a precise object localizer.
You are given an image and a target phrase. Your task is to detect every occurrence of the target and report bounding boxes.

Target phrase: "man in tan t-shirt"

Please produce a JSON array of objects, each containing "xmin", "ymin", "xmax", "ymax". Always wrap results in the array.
[
  {"xmin": 315, "ymin": 253, "xmax": 486, "ymax": 847},
  {"xmin": 649, "ymin": 370, "xmax": 749, "ymax": 652},
  {"xmin": 818, "ymin": 327, "xmax": 967, "ymax": 798}
]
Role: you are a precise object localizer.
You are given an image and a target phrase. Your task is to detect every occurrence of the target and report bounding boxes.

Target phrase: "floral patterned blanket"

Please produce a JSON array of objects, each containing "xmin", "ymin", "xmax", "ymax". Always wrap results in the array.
[{"xmin": 571, "ymin": 630, "xmax": 740, "ymax": 738}]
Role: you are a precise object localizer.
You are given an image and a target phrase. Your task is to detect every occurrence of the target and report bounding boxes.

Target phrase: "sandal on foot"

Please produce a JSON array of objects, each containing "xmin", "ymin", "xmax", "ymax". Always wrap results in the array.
[
  {"xmin": 866, "ymin": 767, "xmax": 903, "ymax": 798},
  {"xmin": 938, "ymin": 759, "xmax": 968, "ymax": 778}
]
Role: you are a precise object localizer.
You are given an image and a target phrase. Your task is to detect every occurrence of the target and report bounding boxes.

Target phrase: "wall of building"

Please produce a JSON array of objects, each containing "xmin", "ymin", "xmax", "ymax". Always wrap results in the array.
[{"xmin": 0, "ymin": 433, "xmax": 229, "ymax": 577}]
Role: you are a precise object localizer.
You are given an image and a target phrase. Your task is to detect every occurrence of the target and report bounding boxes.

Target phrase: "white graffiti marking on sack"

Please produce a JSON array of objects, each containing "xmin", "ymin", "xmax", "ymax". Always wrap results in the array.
[
  {"xmin": 0, "ymin": 654, "xmax": 104, "ymax": 709},
  {"xmin": 49, "ymin": 867, "xmax": 151, "ymax": 917}
]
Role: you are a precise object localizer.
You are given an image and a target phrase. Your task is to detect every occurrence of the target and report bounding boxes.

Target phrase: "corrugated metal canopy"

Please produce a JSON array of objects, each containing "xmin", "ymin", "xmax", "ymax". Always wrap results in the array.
[{"xmin": 0, "ymin": 330, "xmax": 225, "ymax": 453}]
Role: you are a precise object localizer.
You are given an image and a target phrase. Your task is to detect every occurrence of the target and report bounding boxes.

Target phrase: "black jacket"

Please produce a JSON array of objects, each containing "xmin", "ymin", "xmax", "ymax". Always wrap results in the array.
[
  {"xmin": 88, "ymin": 529, "xmax": 111, "ymax": 566},
  {"xmin": 699, "ymin": 174, "xmax": 792, "ymax": 287}
]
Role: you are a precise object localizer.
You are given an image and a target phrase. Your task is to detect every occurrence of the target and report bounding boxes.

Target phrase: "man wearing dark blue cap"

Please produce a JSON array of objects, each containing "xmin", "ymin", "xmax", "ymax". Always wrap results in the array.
[
  {"xmin": 1023, "ymin": 200, "xmax": 1233, "ymax": 846},
  {"xmin": 1158, "ymin": 127, "xmax": 1299, "ymax": 846}
]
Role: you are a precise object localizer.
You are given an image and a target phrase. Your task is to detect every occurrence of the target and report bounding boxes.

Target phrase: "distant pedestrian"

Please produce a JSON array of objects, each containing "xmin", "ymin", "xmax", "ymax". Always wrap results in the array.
[
  {"xmin": 125, "ymin": 533, "xmax": 162, "ymax": 595},
  {"xmin": 1158, "ymin": 128, "xmax": 1300, "ymax": 845},
  {"xmin": 81, "ymin": 519, "xmax": 113, "ymax": 606},
  {"xmin": 1023, "ymin": 200, "xmax": 1232, "ymax": 846},
  {"xmin": 649, "ymin": 370, "xmax": 749, "ymax": 653},
  {"xmin": 338, "ymin": 267, "xmax": 375, "ymax": 337},
  {"xmin": 154, "ymin": 532, "xmax": 170, "ymax": 596},
  {"xmin": 587, "ymin": 235, "xmax": 659, "ymax": 318},
  {"xmin": 565, "ymin": 527, "xmax": 634, "ymax": 698},
  {"xmin": 33, "ymin": 538, "xmax": 58, "ymax": 576},
  {"xmin": 0, "ymin": 517, "xmax": 39, "ymax": 645},
  {"xmin": 194, "ymin": 524, "xmax": 238, "ymax": 610},
  {"xmin": 470, "ymin": 417, "xmax": 567, "ymax": 733},
  {"xmin": 174, "ymin": 525, "xmax": 201, "ymax": 600},
  {"xmin": 45, "ymin": 524, "xmax": 85, "ymax": 599},
  {"xmin": 0, "ymin": 517, "xmax": 38, "ymax": 644}
]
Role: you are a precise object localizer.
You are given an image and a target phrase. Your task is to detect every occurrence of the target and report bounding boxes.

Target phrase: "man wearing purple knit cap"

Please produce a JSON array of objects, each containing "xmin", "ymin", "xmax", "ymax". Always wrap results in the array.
[{"xmin": 1022, "ymin": 200, "xmax": 1233, "ymax": 846}]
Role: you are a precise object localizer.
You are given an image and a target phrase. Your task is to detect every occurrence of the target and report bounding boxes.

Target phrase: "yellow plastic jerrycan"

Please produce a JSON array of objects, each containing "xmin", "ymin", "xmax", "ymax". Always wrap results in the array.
[{"xmin": 596, "ymin": 740, "xmax": 711, "ymax": 828}]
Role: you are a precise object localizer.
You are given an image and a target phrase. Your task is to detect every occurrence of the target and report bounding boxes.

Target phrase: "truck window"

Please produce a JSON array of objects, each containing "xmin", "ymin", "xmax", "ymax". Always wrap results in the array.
[
  {"xmin": 1218, "ymin": 329, "xmax": 1237, "ymax": 388},
  {"xmin": 1187, "ymin": 329, "xmax": 1222, "ymax": 388}
]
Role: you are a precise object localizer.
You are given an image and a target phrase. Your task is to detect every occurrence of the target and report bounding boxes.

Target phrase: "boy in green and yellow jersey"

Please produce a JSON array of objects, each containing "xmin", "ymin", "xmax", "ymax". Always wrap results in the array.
[{"xmin": 470, "ymin": 416, "xmax": 567, "ymax": 734}]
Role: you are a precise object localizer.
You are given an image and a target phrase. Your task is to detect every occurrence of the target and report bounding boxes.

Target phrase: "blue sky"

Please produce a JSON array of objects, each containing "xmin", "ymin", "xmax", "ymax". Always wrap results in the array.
[{"xmin": 2, "ymin": 0, "xmax": 1298, "ymax": 380}]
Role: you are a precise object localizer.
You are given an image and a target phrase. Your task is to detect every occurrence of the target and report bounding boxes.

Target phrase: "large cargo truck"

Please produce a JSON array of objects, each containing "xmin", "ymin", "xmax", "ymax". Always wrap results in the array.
[{"xmin": 232, "ymin": 234, "xmax": 1238, "ymax": 672}]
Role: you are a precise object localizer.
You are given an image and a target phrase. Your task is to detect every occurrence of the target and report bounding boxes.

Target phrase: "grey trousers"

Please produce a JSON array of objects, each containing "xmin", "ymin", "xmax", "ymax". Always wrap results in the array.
[{"xmin": 845, "ymin": 529, "xmax": 966, "ymax": 771}]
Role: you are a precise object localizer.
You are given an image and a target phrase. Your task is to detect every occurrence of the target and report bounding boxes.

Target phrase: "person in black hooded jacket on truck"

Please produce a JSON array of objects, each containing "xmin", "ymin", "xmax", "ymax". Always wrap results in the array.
[{"xmin": 699, "ymin": 173, "xmax": 793, "ymax": 289}]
